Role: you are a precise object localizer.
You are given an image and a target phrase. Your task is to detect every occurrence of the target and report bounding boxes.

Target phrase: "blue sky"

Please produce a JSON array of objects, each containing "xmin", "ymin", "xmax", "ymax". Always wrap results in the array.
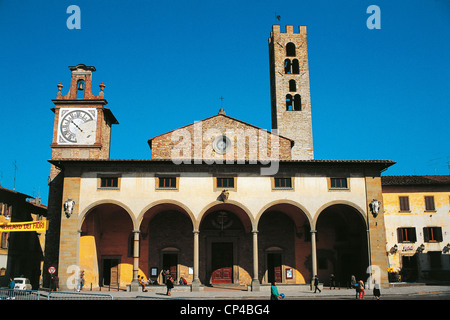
[{"xmin": 0, "ymin": 0, "xmax": 449, "ymax": 205}]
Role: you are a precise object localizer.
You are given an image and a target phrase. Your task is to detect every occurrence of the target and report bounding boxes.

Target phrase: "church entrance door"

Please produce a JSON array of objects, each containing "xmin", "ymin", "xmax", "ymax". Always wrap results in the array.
[{"xmin": 211, "ymin": 242, "xmax": 233, "ymax": 284}]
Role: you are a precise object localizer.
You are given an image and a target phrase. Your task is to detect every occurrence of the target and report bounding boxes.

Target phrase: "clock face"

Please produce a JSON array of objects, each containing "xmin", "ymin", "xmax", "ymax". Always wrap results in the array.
[{"xmin": 57, "ymin": 108, "xmax": 98, "ymax": 144}]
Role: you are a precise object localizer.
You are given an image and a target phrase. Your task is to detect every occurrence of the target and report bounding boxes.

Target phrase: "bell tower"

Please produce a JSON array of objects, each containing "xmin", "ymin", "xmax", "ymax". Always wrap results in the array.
[
  {"xmin": 50, "ymin": 64, "xmax": 118, "ymax": 175},
  {"xmin": 269, "ymin": 25, "xmax": 313, "ymax": 160}
]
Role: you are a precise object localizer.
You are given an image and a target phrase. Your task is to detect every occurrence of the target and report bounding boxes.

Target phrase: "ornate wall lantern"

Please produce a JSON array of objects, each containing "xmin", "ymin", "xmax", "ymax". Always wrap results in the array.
[
  {"xmin": 389, "ymin": 244, "xmax": 398, "ymax": 254},
  {"xmin": 416, "ymin": 243, "xmax": 425, "ymax": 253}
]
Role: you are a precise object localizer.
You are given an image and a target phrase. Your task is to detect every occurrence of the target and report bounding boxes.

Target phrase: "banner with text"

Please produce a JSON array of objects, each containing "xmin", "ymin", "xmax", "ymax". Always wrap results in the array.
[{"xmin": 0, "ymin": 220, "xmax": 48, "ymax": 232}]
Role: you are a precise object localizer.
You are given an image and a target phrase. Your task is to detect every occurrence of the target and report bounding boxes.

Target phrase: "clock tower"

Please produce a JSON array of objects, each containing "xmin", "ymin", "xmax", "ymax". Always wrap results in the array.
[{"xmin": 50, "ymin": 64, "xmax": 118, "ymax": 173}]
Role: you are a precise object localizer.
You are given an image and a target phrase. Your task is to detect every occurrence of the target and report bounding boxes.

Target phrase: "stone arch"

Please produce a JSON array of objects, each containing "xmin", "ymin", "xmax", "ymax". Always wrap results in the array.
[
  {"xmin": 197, "ymin": 200, "xmax": 254, "ymax": 233},
  {"xmin": 137, "ymin": 199, "xmax": 196, "ymax": 230},
  {"xmin": 313, "ymin": 200, "xmax": 367, "ymax": 229},
  {"xmin": 255, "ymin": 199, "xmax": 312, "ymax": 232},
  {"xmin": 78, "ymin": 199, "xmax": 137, "ymax": 230}
]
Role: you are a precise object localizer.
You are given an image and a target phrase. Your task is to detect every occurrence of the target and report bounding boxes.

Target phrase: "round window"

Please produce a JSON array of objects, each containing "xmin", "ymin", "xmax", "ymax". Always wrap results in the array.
[{"xmin": 213, "ymin": 135, "xmax": 231, "ymax": 154}]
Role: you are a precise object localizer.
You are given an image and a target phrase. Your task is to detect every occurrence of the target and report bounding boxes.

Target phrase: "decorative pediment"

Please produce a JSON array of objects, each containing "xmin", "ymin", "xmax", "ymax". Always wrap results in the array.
[{"xmin": 148, "ymin": 110, "xmax": 293, "ymax": 162}]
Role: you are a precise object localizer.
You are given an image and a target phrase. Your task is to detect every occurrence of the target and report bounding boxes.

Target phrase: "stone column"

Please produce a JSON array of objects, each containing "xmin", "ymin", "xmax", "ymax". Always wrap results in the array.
[
  {"xmin": 129, "ymin": 229, "xmax": 141, "ymax": 292},
  {"xmin": 311, "ymin": 229, "xmax": 317, "ymax": 279},
  {"xmin": 191, "ymin": 230, "xmax": 200, "ymax": 291},
  {"xmin": 251, "ymin": 230, "xmax": 260, "ymax": 291}
]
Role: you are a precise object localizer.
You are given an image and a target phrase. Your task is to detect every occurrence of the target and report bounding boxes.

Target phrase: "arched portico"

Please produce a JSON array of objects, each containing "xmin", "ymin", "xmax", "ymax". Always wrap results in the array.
[
  {"xmin": 257, "ymin": 201, "xmax": 312, "ymax": 284},
  {"xmin": 139, "ymin": 201, "xmax": 195, "ymax": 285},
  {"xmin": 314, "ymin": 201, "xmax": 369, "ymax": 287},
  {"xmin": 79, "ymin": 201, "xmax": 136, "ymax": 289}
]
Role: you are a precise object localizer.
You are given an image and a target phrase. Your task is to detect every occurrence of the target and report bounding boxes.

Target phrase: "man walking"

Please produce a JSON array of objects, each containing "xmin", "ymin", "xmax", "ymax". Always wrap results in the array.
[{"xmin": 313, "ymin": 275, "xmax": 321, "ymax": 293}]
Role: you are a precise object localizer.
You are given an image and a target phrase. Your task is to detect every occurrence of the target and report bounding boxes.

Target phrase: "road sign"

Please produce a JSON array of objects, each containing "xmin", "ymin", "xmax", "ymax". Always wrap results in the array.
[{"xmin": 48, "ymin": 266, "xmax": 56, "ymax": 274}]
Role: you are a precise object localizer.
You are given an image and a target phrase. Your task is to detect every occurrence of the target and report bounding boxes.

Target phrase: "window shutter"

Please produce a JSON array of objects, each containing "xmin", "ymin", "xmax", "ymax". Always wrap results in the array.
[
  {"xmin": 436, "ymin": 227, "xmax": 443, "ymax": 242},
  {"xmin": 423, "ymin": 228, "xmax": 430, "ymax": 242},
  {"xmin": 410, "ymin": 228, "xmax": 417, "ymax": 242},
  {"xmin": 397, "ymin": 228, "xmax": 403, "ymax": 243}
]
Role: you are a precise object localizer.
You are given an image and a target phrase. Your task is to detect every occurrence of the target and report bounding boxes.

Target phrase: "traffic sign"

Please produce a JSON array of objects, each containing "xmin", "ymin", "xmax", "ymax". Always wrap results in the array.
[{"xmin": 48, "ymin": 266, "xmax": 56, "ymax": 274}]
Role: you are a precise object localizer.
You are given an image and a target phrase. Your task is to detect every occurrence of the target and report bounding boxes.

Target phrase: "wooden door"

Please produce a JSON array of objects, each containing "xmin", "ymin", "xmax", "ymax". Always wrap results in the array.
[
  {"xmin": 163, "ymin": 253, "xmax": 178, "ymax": 281},
  {"xmin": 267, "ymin": 253, "xmax": 282, "ymax": 283},
  {"xmin": 102, "ymin": 257, "xmax": 120, "ymax": 286},
  {"xmin": 211, "ymin": 242, "xmax": 233, "ymax": 284}
]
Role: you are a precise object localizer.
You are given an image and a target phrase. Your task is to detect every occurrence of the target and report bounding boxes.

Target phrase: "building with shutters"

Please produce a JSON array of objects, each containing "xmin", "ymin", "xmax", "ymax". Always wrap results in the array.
[{"xmin": 382, "ymin": 175, "xmax": 450, "ymax": 282}]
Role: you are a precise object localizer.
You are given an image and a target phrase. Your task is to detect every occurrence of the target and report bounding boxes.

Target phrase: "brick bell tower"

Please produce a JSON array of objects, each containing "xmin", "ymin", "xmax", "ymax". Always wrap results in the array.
[
  {"xmin": 269, "ymin": 25, "xmax": 314, "ymax": 160},
  {"xmin": 44, "ymin": 64, "xmax": 118, "ymax": 289}
]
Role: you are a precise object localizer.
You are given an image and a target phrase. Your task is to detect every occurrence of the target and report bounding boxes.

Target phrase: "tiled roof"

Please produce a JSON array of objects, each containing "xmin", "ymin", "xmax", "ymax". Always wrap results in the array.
[{"xmin": 382, "ymin": 175, "xmax": 450, "ymax": 186}]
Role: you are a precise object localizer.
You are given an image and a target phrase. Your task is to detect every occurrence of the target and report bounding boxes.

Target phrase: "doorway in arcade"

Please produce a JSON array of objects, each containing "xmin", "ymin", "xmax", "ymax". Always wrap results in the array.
[{"xmin": 200, "ymin": 206, "xmax": 253, "ymax": 286}]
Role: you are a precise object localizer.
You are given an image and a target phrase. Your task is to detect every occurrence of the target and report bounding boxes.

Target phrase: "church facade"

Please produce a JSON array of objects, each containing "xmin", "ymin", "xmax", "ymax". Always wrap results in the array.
[{"xmin": 44, "ymin": 25, "xmax": 394, "ymax": 291}]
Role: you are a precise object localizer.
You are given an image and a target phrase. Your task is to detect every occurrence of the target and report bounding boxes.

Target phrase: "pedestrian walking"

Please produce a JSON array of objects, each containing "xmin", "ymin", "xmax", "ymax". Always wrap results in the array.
[
  {"xmin": 8, "ymin": 278, "xmax": 15, "ymax": 300},
  {"xmin": 329, "ymin": 273, "xmax": 336, "ymax": 290},
  {"xmin": 373, "ymin": 280, "xmax": 381, "ymax": 300},
  {"xmin": 313, "ymin": 275, "xmax": 321, "ymax": 293},
  {"xmin": 358, "ymin": 280, "xmax": 365, "ymax": 299},
  {"xmin": 77, "ymin": 270, "xmax": 85, "ymax": 292},
  {"xmin": 166, "ymin": 275, "xmax": 174, "ymax": 295}
]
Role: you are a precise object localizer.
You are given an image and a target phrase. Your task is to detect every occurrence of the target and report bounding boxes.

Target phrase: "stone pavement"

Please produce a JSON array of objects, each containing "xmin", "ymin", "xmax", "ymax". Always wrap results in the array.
[{"xmin": 90, "ymin": 283, "xmax": 450, "ymax": 300}]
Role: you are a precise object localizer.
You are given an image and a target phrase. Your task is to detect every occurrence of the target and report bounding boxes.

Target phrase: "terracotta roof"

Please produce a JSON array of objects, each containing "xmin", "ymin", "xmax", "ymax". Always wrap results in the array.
[
  {"xmin": 49, "ymin": 158, "xmax": 395, "ymax": 167},
  {"xmin": 382, "ymin": 175, "xmax": 450, "ymax": 186},
  {"xmin": 0, "ymin": 186, "xmax": 33, "ymax": 199}
]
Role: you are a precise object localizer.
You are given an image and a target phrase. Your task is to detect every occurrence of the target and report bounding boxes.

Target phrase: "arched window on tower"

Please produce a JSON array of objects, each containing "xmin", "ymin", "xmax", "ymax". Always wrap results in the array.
[
  {"xmin": 293, "ymin": 94, "xmax": 302, "ymax": 111},
  {"xmin": 286, "ymin": 42, "xmax": 296, "ymax": 57},
  {"xmin": 76, "ymin": 80, "xmax": 85, "ymax": 99},
  {"xmin": 292, "ymin": 59, "xmax": 300, "ymax": 74},
  {"xmin": 289, "ymin": 80, "xmax": 296, "ymax": 92},
  {"xmin": 286, "ymin": 94, "xmax": 293, "ymax": 111},
  {"xmin": 284, "ymin": 59, "xmax": 292, "ymax": 74}
]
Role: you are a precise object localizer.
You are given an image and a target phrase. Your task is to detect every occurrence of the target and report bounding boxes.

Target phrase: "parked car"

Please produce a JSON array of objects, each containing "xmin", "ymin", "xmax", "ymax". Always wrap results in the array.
[{"xmin": 14, "ymin": 278, "xmax": 32, "ymax": 290}]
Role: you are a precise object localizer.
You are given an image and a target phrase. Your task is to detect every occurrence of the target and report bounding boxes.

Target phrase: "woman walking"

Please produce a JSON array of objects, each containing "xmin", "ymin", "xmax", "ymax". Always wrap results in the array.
[{"xmin": 358, "ymin": 280, "xmax": 365, "ymax": 299}]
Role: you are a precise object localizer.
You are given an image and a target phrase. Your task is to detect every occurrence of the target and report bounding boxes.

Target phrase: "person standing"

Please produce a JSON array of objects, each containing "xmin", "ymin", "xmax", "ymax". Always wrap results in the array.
[
  {"xmin": 373, "ymin": 280, "xmax": 381, "ymax": 300},
  {"xmin": 329, "ymin": 274, "xmax": 336, "ymax": 290},
  {"xmin": 166, "ymin": 275, "xmax": 174, "ymax": 296},
  {"xmin": 350, "ymin": 275, "xmax": 356, "ymax": 289},
  {"xmin": 313, "ymin": 275, "xmax": 321, "ymax": 293},
  {"xmin": 270, "ymin": 281, "xmax": 282, "ymax": 300}
]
